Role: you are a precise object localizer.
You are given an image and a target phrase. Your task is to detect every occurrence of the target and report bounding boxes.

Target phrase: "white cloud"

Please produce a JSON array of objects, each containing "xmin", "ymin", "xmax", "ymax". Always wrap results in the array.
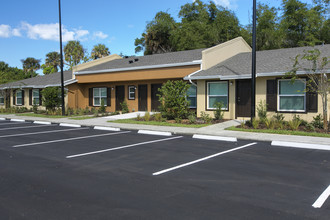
[
  {"xmin": 0, "ymin": 24, "xmax": 11, "ymax": 38},
  {"xmin": 12, "ymin": 28, "xmax": 21, "ymax": 37},
  {"xmin": 212, "ymin": 0, "xmax": 237, "ymax": 9},
  {"xmin": 93, "ymin": 31, "xmax": 108, "ymax": 39}
]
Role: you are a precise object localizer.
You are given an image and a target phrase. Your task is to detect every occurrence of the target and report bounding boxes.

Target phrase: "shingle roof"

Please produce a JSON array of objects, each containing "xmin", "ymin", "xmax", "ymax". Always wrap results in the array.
[
  {"xmin": 77, "ymin": 48, "xmax": 204, "ymax": 72},
  {"xmin": 0, "ymin": 70, "xmax": 73, "ymax": 89},
  {"xmin": 191, "ymin": 44, "xmax": 330, "ymax": 79}
]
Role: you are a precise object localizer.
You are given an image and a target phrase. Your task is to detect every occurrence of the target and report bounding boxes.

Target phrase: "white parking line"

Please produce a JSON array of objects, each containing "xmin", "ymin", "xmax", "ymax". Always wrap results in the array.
[
  {"xmin": 10, "ymin": 119, "xmax": 25, "ymax": 122},
  {"xmin": 193, "ymin": 134, "xmax": 237, "ymax": 142},
  {"xmin": 271, "ymin": 141, "xmax": 330, "ymax": 151},
  {"xmin": 13, "ymin": 131, "xmax": 130, "ymax": 148},
  {"xmin": 66, "ymin": 136, "xmax": 183, "ymax": 159},
  {"xmin": 153, "ymin": 142, "xmax": 257, "ymax": 176},
  {"xmin": 0, "ymin": 124, "xmax": 55, "ymax": 131},
  {"xmin": 1, "ymin": 127, "xmax": 88, "ymax": 139},
  {"xmin": 0, "ymin": 118, "xmax": 6, "ymax": 120},
  {"xmin": 312, "ymin": 185, "xmax": 330, "ymax": 208}
]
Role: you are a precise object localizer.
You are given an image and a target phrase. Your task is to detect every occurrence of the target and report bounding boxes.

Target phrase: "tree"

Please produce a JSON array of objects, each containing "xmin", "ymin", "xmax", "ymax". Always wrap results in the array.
[
  {"xmin": 41, "ymin": 87, "xmax": 65, "ymax": 112},
  {"xmin": 256, "ymin": 3, "xmax": 282, "ymax": 50},
  {"xmin": 286, "ymin": 49, "xmax": 330, "ymax": 130},
  {"xmin": 135, "ymin": 11, "xmax": 177, "ymax": 55},
  {"xmin": 157, "ymin": 80, "xmax": 191, "ymax": 120},
  {"xmin": 0, "ymin": 61, "xmax": 27, "ymax": 84},
  {"xmin": 42, "ymin": 51, "xmax": 60, "ymax": 74},
  {"xmin": 64, "ymin": 40, "xmax": 85, "ymax": 69},
  {"xmin": 91, "ymin": 44, "xmax": 110, "ymax": 60},
  {"xmin": 21, "ymin": 57, "xmax": 40, "ymax": 78}
]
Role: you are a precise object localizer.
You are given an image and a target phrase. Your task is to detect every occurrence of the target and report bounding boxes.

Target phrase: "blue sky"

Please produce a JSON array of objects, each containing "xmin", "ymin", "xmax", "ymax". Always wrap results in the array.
[{"xmin": 0, "ymin": 0, "xmax": 314, "ymax": 73}]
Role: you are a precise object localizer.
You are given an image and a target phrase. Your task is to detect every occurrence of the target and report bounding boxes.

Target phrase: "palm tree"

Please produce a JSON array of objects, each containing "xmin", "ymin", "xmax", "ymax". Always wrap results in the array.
[
  {"xmin": 90, "ymin": 44, "xmax": 110, "ymax": 60},
  {"xmin": 64, "ymin": 40, "xmax": 85, "ymax": 69},
  {"xmin": 45, "ymin": 51, "xmax": 61, "ymax": 73},
  {"xmin": 21, "ymin": 57, "xmax": 41, "ymax": 77}
]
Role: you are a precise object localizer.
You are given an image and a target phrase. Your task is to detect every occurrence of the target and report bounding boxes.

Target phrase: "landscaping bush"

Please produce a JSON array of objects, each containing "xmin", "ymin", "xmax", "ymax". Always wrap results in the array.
[
  {"xmin": 136, "ymin": 113, "xmax": 141, "ymax": 121},
  {"xmin": 41, "ymin": 87, "xmax": 65, "ymax": 112},
  {"xmin": 154, "ymin": 113, "xmax": 163, "ymax": 122},
  {"xmin": 288, "ymin": 119, "xmax": 301, "ymax": 130},
  {"xmin": 188, "ymin": 114, "xmax": 197, "ymax": 124},
  {"xmin": 120, "ymin": 100, "xmax": 129, "ymax": 114},
  {"xmin": 252, "ymin": 118, "xmax": 259, "ymax": 129},
  {"xmin": 200, "ymin": 111, "xmax": 212, "ymax": 124},
  {"xmin": 273, "ymin": 113, "xmax": 285, "ymax": 122},
  {"xmin": 158, "ymin": 80, "xmax": 190, "ymax": 120},
  {"xmin": 257, "ymin": 100, "xmax": 267, "ymax": 123},
  {"xmin": 312, "ymin": 114, "xmax": 323, "ymax": 129},
  {"xmin": 213, "ymin": 102, "xmax": 224, "ymax": 120},
  {"xmin": 144, "ymin": 112, "xmax": 151, "ymax": 121},
  {"xmin": 99, "ymin": 99, "xmax": 106, "ymax": 113}
]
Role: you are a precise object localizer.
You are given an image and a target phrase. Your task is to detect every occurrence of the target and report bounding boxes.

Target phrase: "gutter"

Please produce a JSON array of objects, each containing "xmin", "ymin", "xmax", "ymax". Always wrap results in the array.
[
  {"xmin": 0, "ymin": 79, "xmax": 77, "ymax": 90},
  {"xmin": 74, "ymin": 61, "xmax": 202, "ymax": 76}
]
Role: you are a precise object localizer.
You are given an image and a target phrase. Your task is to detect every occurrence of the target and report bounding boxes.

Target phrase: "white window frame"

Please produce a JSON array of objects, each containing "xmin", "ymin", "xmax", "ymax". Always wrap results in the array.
[
  {"xmin": 277, "ymin": 79, "xmax": 306, "ymax": 112},
  {"xmin": 128, "ymin": 86, "xmax": 136, "ymax": 100},
  {"xmin": 16, "ymin": 90, "xmax": 23, "ymax": 106},
  {"xmin": 0, "ymin": 94, "xmax": 4, "ymax": 105},
  {"xmin": 207, "ymin": 81, "xmax": 228, "ymax": 110},
  {"xmin": 93, "ymin": 88, "xmax": 107, "ymax": 107},
  {"xmin": 187, "ymin": 84, "xmax": 197, "ymax": 108},
  {"xmin": 32, "ymin": 89, "xmax": 40, "ymax": 106}
]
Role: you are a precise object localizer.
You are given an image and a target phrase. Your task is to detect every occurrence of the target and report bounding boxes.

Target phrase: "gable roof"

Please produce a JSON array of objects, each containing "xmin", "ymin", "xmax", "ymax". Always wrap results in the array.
[
  {"xmin": 75, "ymin": 49, "xmax": 204, "ymax": 75},
  {"xmin": 0, "ymin": 70, "xmax": 74, "ymax": 89},
  {"xmin": 188, "ymin": 44, "xmax": 330, "ymax": 80}
]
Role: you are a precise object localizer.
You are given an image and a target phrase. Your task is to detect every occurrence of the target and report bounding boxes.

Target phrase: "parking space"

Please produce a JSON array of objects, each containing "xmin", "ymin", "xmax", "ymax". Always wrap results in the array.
[{"xmin": 0, "ymin": 119, "xmax": 329, "ymax": 219}]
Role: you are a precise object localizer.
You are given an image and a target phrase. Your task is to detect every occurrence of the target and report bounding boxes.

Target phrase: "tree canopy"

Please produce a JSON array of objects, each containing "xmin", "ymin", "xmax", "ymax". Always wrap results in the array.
[
  {"xmin": 91, "ymin": 44, "xmax": 110, "ymax": 60},
  {"xmin": 0, "ymin": 61, "xmax": 29, "ymax": 84},
  {"xmin": 20, "ymin": 57, "xmax": 40, "ymax": 78},
  {"xmin": 41, "ymin": 51, "xmax": 61, "ymax": 74},
  {"xmin": 64, "ymin": 40, "xmax": 85, "ymax": 69}
]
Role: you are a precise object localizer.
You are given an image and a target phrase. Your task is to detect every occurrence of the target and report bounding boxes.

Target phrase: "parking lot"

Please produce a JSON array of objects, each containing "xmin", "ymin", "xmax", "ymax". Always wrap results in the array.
[{"xmin": 0, "ymin": 119, "xmax": 329, "ymax": 219}]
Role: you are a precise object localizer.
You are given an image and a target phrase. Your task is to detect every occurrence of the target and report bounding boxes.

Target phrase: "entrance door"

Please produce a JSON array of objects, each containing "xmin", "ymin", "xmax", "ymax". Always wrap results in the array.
[
  {"xmin": 138, "ymin": 84, "xmax": 148, "ymax": 111},
  {"xmin": 151, "ymin": 84, "xmax": 162, "ymax": 111},
  {"xmin": 236, "ymin": 80, "xmax": 251, "ymax": 118},
  {"xmin": 116, "ymin": 85, "xmax": 125, "ymax": 111}
]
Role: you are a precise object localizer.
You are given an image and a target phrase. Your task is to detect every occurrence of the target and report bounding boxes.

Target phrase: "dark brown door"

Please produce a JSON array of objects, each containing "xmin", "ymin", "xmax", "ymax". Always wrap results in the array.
[
  {"xmin": 116, "ymin": 85, "xmax": 125, "ymax": 111},
  {"xmin": 236, "ymin": 80, "xmax": 251, "ymax": 118},
  {"xmin": 138, "ymin": 84, "xmax": 148, "ymax": 111},
  {"xmin": 151, "ymin": 84, "xmax": 162, "ymax": 111}
]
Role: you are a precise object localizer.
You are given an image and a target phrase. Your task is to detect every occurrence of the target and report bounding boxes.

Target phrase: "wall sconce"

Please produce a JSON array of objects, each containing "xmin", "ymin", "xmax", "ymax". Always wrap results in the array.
[{"xmin": 230, "ymin": 81, "xmax": 233, "ymax": 86}]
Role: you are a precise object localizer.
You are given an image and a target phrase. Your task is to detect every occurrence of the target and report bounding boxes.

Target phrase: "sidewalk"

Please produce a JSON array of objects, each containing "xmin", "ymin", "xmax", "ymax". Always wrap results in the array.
[{"xmin": 0, "ymin": 113, "xmax": 329, "ymax": 146}]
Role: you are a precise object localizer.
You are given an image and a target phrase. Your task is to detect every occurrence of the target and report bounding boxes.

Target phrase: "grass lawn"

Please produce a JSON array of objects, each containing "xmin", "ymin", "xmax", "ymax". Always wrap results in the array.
[
  {"xmin": 16, "ymin": 113, "xmax": 68, "ymax": 118},
  {"xmin": 227, "ymin": 126, "xmax": 330, "ymax": 138},
  {"xmin": 111, "ymin": 119, "xmax": 210, "ymax": 128}
]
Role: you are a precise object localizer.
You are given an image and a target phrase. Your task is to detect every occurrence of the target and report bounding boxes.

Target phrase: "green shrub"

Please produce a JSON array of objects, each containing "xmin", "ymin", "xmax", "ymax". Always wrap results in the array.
[
  {"xmin": 257, "ymin": 100, "xmax": 267, "ymax": 123},
  {"xmin": 200, "ymin": 111, "xmax": 212, "ymax": 124},
  {"xmin": 273, "ymin": 113, "xmax": 285, "ymax": 122},
  {"xmin": 99, "ymin": 99, "xmax": 106, "ymax": 113},
  {"xmin": 213, "ymin": 102, "xmax": 224, "ymax": 120},
  {"xmin": 144, "ymin": 112, "xmax": 151, "ymax": 121},
  {"xmin": 175, "ymin": 118, "xmax": 182, "ymax": 123},
  {"xmin": 158, "ymin": 80, "xmax": 190, "ymax": 120},
  {"xmin": 41, "ymin": 87, "xmax": 65, "ymax": 112},
  {"xmin": 312, "ymin": 114, "xmax": 323, "ymax": 129},
  {"xmin": 188, "ymin": 114, "xmax": 197, "ymax": 124},
  {"xmin": 120, "ymin": 100, "xmax": 129, "ymax": 114},
  {"xmin": 136, "ymin": 113, "xmax": 141, "ymax": 121},
  {"xmin": 154, "ymin": 113, "xmax": 163, "ymax": 122},
  {"xmin": 264, "ymin": 118, "xmax": 275, "ymax": 129},
  {"xmin": 252, "ymin": 118, "xmax": 259, "ymax": 129},
  {"xmin": 32, "ymin": 100, "xmax": 38, "ymax": 113},
  {"xmin": 288, "ymin": 119, "xmax": 301, "ymax": 131},
  {"xmin": 67, "ymin": 107, "xmax": 74, "ymax": 116},
  {"xmin": 305, "ymin": 123, "xmax": 315, "ymax": 132},
  {"xmin": 93, "ymin": 109, "xmax": 99, "ymax": 117}
]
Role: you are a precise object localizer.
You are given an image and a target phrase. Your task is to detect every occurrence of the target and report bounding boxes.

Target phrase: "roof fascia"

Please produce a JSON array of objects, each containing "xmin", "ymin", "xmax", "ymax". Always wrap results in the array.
[{"xmin": 74, "ymin": 61, "xmax": 202, "ymax": 75}]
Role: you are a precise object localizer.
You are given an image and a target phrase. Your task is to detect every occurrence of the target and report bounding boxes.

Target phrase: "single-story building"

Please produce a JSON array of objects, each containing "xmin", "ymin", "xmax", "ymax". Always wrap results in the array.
[{"xmin": 0, "ymin": 70, "xmax": 75, "ymax": 109}]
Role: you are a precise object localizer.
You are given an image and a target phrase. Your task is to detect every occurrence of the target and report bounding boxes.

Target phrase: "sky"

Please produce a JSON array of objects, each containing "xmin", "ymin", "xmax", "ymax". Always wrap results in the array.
[{"xmin": 0, "ymin": 0, "xmax": 315, "ymax": 74}]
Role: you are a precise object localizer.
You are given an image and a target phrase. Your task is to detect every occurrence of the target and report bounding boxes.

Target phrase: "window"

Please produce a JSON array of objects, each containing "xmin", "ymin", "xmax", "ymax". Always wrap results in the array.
[
  {"xmin": 278, "ymin": 79, "xmax": 306, "ymax": 112},
  {"xmin": 187, "ymin": 84, "xmax": 197, "ymax": 108},
  {"xmin": 16, "ymin": 90, "xmax": 23, "ymax": 106},
  {"xmin": 32, "ymin": 89, "xmax": 40, "ymax": 105},
  {"xmin": 0, "ymin": 94, "xmax": 4, "ymax": 105},
  {"xmin": 93, "ymin": 88, "xmax": 107, "ymax": 106},
  {"xmin": 207, "ymin": 82, "xmax": 228, "ymax": 110},
  {"xmin": 128, "ymin": 86, "xmax": 136, "ymax": 100}
]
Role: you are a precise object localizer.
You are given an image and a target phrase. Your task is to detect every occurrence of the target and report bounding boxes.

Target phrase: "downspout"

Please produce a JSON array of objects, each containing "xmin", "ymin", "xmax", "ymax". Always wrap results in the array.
[{"xmin": 187, "ymin": 63, "xmax": 203, "ymax": 87}]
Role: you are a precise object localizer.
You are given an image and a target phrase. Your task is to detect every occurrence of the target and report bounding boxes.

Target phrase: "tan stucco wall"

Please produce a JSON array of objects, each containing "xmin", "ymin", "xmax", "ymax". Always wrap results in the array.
[
  {"xmin": 68, "ymin": 79, "xmax": 176, "ymax": 112},
  {"xmin": 75, "ymin": 65, "xmax": 200, "ymax": 84},
  {"xmin": 202, "ymin": 37, "xmax": 251, "ymax": 70}
]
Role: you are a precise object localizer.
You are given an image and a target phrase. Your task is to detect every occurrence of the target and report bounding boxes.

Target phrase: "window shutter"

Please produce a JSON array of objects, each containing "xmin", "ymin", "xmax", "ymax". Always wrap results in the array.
[
  {"xmin": 306, "ymin": 82, "xmax": 318, "ymax": 113},
  {"xmin": 29, "ymin": 89, "xmax": 32, "ymax": 105},
  {"xmin": 89, "ymin": 88, "xmax": 93, "ymax": 106},
  {"xmin": 21, "ymin": 90, "xmax": 25, "ymax": 105},
  {"xmin": 13, "ymin": 90, "xmax": 16, "ymax": 106},
  {"xmin": 266, "ymin": 80, "xmax": 277, "ymax": 111},
  {"xmin": 107, "ymin": 88, "xmax": 111, "ymax": 106},
  {"xmin": 39, "ymin": 89, "xmax": 42, "ymax": 105}
]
